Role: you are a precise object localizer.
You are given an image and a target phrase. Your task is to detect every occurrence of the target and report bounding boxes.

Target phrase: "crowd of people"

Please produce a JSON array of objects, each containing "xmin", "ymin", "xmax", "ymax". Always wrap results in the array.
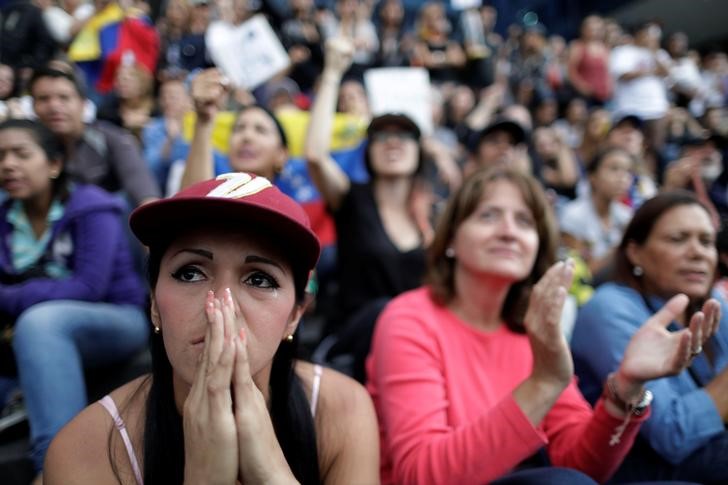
[{"xmin": 0, "ymin": 0, "xmax": 727, "ymax": 483}]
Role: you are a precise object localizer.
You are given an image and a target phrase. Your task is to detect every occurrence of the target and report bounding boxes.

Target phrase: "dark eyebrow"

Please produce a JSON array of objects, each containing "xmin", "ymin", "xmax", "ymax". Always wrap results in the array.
[
  {"xmin": 174, "ymin": 248, "xmax": 214, "ymax": 260},
  {"xmin": 245, "ymin": 254, "xmax": 285, "ymax": 272}
]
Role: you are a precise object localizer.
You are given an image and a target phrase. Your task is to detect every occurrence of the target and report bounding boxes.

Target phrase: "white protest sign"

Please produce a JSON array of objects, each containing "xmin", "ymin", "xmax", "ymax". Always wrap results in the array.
[
  {"xmin": 206, "ymin": 14, "xmax": 291, "ymax": 90},
  {"xmin": 451, "ymin": 0, "xmax": 481, "ymax": 11},
  {"xmin": 364, "ymin": 67, "xmax": 433, "ymax": 135}
]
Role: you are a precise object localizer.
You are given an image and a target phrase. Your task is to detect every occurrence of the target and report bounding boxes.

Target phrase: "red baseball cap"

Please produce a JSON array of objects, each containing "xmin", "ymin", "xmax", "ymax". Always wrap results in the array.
[{"xmin": 129, "ymin": 173, "xmax": 321, "ymax": 272}]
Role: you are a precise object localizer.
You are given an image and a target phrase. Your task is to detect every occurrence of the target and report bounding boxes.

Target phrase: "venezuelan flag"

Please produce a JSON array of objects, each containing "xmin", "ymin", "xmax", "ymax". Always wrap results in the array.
[
  {"xmin": 275, "ymin": 107, "xmax": 368, "ymax": 246},
  {"xmin": 69, "ymin": 6, "xmax": 159, "ymax": 94}
]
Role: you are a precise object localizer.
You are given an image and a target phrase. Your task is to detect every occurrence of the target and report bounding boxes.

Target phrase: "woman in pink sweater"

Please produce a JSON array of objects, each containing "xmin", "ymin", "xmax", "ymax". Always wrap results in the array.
[{"xmin": 366, "ymin": 166, "xmax": 718, "ymax": 484}]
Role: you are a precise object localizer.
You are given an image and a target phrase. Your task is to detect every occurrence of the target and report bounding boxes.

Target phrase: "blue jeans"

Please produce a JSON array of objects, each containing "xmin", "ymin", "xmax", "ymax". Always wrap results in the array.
[{"xmin": 2, "ymin": 300, "xmax": 149, "ymax": 471}]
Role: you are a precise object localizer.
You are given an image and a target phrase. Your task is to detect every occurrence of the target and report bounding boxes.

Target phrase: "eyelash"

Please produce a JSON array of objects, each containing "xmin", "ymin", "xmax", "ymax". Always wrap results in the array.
[
  {"xmin": 170, "ymin": 265, "xmax": 280, "ymax": 290},
  {"xmin": 171, "ymin": 265, "xmax": 205, "ymax": 282},
  {"xmin": 244, "ymin": 271, "xmax": 280, "ymax": 290}
]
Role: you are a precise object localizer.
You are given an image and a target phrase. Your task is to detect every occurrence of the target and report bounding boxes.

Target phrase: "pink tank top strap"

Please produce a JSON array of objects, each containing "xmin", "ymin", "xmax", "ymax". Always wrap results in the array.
[
  {"xmin": 98, "ymin": 395, "xmax": 144, "ymax": 485},
  {"xmin": 310, "ymin": 364, "xmax": 323, "ymax": 418}
]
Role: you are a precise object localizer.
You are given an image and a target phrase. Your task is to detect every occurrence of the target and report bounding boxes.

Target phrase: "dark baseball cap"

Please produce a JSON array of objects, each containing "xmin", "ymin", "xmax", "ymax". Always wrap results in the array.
[
  {"xmin": 611, "ymin": 113, "xmax": 644, "ymax": 131},
  {"xmin": 472, "ymin": 118, "xmax": 527, "ymax": 152},
  {"xmin": 366, "ymin": 113, "xmax": 421, "ymax": 140}
]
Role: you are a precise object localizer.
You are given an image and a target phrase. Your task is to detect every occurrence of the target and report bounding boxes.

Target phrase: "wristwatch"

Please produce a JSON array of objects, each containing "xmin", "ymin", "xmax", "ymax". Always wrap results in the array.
[{"xmin": 603, "ymin": 372, "xmax": 653, "ymax": 416}]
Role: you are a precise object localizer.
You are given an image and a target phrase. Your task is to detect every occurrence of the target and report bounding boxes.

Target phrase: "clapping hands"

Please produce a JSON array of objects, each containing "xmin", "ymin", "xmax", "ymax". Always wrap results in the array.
[
  {"xmin": 619, "ymin": 295, "xmax": 720, "ymax": 385},
  {"xmin": 524, "ymin": 260, "xmax": 575, "ymax": 389}
]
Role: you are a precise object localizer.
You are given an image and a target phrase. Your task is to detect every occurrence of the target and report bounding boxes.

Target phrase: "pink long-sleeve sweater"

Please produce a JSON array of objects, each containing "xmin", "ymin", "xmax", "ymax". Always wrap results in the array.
[{"xmin": 365, "ymin": 287, "xmax": 647, "ymax": 485}]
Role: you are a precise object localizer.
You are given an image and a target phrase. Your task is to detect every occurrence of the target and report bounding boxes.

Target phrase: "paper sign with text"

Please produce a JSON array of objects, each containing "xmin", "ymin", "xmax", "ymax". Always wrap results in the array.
[
  {"xmin": 206, "ymin": 15, "xmax": 290, "ymax": 90},
  {"xmin": 364, "ymin": 67, "xmax": 433, "ymax": 135}
]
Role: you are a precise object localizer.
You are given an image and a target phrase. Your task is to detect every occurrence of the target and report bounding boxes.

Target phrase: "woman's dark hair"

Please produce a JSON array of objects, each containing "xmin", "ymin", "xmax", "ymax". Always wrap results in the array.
[
  {"xmin": 0, "ymin": 118, "xmax": 70, "ymax": 200},
  {"xmin": 614, "ymin": 190, "xmax": 715, "ymax": 307},
  {"xmin": 29, "ymin": 66, "xmax": 87, "ymax": 99},
  {"xmin": 140, "ymin": 237, "xmax": 320, "ymax": 484},
  {"xmin": 426, "ymin": 166, "xmax": 558, "ymax": 332},
  {"xmin": 363, "ymin": 130, "xmax": 425, "ymax": 180},
  {"xmin": 235, "ymin": 104, "xmax": 288, "ymax": 149},
  {"xmin": 717, "ymin": 218, "xmax": 728, "ymax": 278},
  {"xmin": 0, "ymin": 64, "xmax": 20, "ymax": 100},
  {"xmin": 586, "ymin": 146, "xmax": 634, "ymax": 175}
]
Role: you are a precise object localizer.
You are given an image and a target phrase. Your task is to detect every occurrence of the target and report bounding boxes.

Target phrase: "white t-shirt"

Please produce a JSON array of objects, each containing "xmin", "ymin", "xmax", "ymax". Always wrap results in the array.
[
  {"xmin": 610, "ymin": 45, "xmax": 670, "ymax": 120},
  {"xmin": 42, "ymin": 3, "xmax": 94, "ymax": 44},
  {"xmin": 559, "ymin": 195, "xmax": 633, "ymax": 261}
]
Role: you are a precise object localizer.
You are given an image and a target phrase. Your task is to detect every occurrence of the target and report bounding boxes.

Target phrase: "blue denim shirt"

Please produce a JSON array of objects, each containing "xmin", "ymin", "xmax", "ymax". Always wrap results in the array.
[{"xmin": 571, "ymin": 282, "xmax": 728, "ymax": 464}]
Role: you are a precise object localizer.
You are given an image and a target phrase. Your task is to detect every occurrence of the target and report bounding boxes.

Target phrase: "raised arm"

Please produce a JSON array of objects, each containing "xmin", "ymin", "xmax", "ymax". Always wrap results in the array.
[
  {"xmin": 464, "ymin": 83, "xmax": 505, "ymax": 132},
  {"xmin": 304, "ymin": 37, "xmax": 354, "ymax": 211},
  {"xmin": 180, "ymin": 69, "xmax": 228, "ymax": 191},
  {"xmin": 540, "ymin": 131, "xmax": 579, "ymax": 189}
]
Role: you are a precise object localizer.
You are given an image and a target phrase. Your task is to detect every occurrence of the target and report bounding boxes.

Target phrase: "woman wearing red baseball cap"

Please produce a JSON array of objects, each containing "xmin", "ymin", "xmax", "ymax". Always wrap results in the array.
[{"xmin": 44, "ymin": 172, "xmax": 379, "ymax": 485}]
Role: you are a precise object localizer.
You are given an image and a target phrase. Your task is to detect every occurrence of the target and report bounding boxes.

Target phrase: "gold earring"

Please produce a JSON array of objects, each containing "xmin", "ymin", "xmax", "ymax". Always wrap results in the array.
[
  {"xmin": 285, "ymin": 334, "xmax": 293, "ymax": 342},
  {"xmin": 154, "ymin": 325, "xmax": 160, "ymax": 334}
]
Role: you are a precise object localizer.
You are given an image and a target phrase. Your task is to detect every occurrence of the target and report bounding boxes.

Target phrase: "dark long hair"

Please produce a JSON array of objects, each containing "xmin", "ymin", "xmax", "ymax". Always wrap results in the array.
[
  {"xmin": 613, "ymin": 190, "xmax": 716, "ymax": 315},
  {"xmin": 0, "ymin": 118, "xmax": 70, "ymax": 201},
  {"xmin": 141, "ymin": 238, "xmax": 320, "ymax": 484},
  {"xmin": 614, "ymin": 190, "xmax": 713, "ymax": 285}
]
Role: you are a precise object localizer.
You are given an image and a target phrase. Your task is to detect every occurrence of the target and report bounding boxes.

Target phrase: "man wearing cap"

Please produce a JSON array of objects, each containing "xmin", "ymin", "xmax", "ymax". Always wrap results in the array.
[
  {"xmin": 467, "ymin": 117, "xmax": 530, "ymax": 174},
  {"xmin": 607, "ymin": 114, "xmax": 644, "ymax": 159},
  {"xmin": 29, "ymin": 66, "xmax": 160, "ymax": 207}
]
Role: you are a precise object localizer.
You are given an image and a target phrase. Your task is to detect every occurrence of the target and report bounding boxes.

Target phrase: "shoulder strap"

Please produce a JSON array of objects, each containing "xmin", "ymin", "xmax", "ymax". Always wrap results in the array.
[
  {"xmin": 310, "ymin": 364, "xmax": 323, "ymax": 418},
  {"xmin": 98, "ymin": 395, "xmax": 144, "ymax": 485}
]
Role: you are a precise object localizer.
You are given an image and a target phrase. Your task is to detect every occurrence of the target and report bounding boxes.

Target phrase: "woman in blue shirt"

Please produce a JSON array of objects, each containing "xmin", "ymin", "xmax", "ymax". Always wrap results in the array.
[{"xmin": 572, "ymin": 190, "xmax": 728, "ymax": 484}]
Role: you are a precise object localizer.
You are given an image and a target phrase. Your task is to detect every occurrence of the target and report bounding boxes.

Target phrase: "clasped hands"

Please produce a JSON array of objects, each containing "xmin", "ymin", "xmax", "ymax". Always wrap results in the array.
[{"xmin": 182, "ymin": 289, "xmax": 297, "ymax": 485}]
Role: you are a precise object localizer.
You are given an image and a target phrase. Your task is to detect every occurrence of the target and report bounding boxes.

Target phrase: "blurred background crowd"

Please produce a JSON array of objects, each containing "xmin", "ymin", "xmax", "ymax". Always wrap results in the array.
[{"xmin": 0, "ymin": 0, "xmax": 727, "ymax": 482}]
